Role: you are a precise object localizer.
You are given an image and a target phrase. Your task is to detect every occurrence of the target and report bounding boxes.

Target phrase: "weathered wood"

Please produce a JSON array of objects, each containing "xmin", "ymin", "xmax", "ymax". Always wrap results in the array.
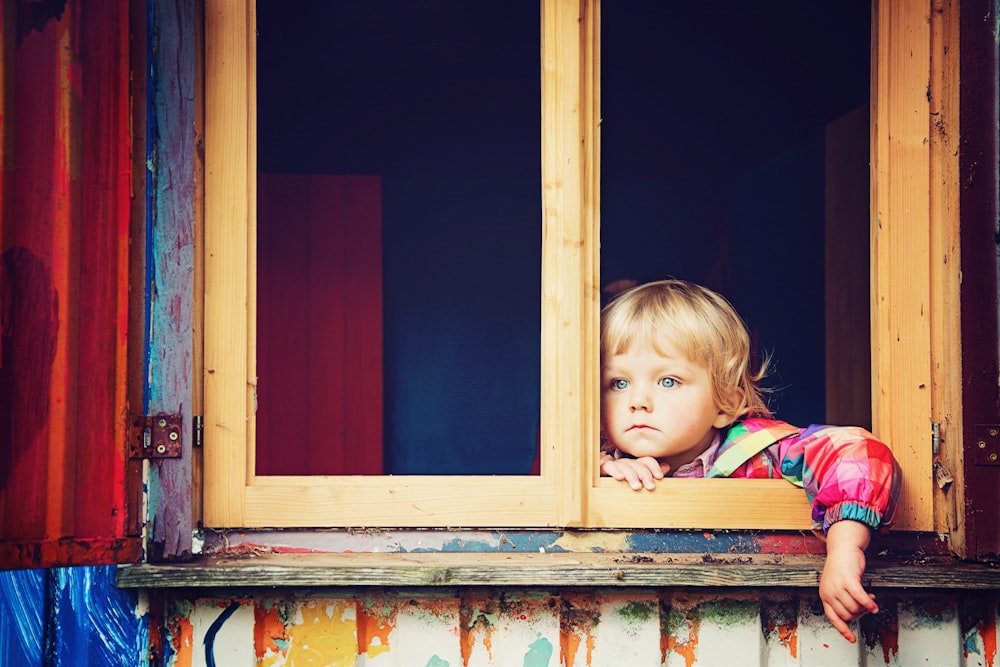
[
  {"xmin": 871, "ymin": 0, "xmax": 935, "ymax": 531},
  {"xmin": 147, "ymin": 0, "xmax": 197, "ymax": 561},
  {"xmin": 959, "ymin": 0, "xmax": 1000, "ymax": 560},
  {"xmin": 116, "ymin": 551, "xmax": 1000, "ymax": 590},
  {"xmin": 927, "ymin": 0, "xmax": 963, "ymax": 544}
]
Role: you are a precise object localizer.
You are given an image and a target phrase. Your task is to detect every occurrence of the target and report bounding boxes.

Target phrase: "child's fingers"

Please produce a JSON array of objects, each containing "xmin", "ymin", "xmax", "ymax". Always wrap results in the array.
[{"xmin": 823, "ymin": 602, "xmax": 858, "ymax": 643}]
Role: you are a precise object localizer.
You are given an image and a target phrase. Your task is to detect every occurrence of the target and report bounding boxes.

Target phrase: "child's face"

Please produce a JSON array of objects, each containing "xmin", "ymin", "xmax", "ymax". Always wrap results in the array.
[{"xmin": 601, "ymin": 340, "xmax": 733, "ymax": 471}]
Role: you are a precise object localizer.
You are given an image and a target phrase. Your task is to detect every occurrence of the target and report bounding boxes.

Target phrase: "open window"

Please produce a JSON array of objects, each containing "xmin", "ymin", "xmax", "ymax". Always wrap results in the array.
[{"xmin": 201, "ymin": 0, "xmax": 959, "ymax": 537}]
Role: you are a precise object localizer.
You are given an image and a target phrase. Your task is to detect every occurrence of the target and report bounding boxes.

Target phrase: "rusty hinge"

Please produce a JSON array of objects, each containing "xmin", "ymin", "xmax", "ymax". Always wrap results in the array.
[
  {"xmin": 973, "ymin": 424, "xmax": 1000, "ymax": 466},
  {"xmin": 129, "ymin": 413, "xmax": 182, "ymax": 459}
]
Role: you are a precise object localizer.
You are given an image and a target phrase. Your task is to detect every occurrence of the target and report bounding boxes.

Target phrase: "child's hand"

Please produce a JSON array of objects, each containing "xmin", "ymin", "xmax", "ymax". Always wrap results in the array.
[
  {"xmin": 600, "ymin": 455, "xmax": 670, "ymax": 490},
  {"xmin": 819, "ymin": 520, "xmax": 878, "ymax": 643}
]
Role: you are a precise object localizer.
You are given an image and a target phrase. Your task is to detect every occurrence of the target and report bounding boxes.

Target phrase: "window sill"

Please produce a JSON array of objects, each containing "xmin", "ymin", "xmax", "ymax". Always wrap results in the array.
[{"xmin": 115, "ymin": 551, "xmax": 1000, "ymax": 590}]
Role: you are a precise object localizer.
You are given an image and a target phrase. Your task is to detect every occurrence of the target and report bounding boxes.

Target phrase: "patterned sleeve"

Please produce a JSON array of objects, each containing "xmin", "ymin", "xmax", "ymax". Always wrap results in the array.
[{"xmin": 776, "ymin": 425, "xmax": 903, "ymax": 534}]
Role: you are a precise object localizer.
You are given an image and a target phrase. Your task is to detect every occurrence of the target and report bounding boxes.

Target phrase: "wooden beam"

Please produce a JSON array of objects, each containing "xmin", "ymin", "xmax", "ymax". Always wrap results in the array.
[
  {"xmin": 871, "ymin": 0, "xmax": 934, "ymax": 531},
  {"xmin": 116, "ymin": 551, "xmax": 1000, "ymax": 590}
]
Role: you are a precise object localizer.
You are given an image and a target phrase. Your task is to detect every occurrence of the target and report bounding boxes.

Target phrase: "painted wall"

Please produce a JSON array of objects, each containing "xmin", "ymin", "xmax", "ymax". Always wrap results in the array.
[
  {"xmin": 0, "ymin": 566, "xmax": 144, "ymax": 667},
  {"xmin": 158, "ymin": 588, "xmax": 999, "ymax": 667}
]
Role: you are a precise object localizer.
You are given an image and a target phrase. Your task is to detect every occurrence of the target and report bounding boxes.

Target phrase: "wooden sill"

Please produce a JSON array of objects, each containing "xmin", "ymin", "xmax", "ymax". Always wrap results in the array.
[{"xmin": 115, "ymin": 551, "xmax": 1000, "ymax": 590}]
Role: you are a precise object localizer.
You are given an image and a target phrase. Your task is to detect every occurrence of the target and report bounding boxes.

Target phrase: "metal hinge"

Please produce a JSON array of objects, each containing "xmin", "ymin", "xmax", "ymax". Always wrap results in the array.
[
  {"xmin": 973, "ymin": 424, "xmax": 1000, "ymax": 466},
  {"xmin": 128, "ymin": 413, "xmax": 183, "ymax": 459},
  {"xmin": 193, "ymin": 415, "xmax": 204, "ymax": 448}
]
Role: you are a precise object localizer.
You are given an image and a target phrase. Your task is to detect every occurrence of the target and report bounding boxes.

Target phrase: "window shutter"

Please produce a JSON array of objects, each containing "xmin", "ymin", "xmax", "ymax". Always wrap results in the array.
[
  {"xmin": 959, "ymin": 0, "xmax": 1000, "ymax": 561},
  {"xmin": 0, "ymin": 0, "xmax": 141, "ymax": 569}
]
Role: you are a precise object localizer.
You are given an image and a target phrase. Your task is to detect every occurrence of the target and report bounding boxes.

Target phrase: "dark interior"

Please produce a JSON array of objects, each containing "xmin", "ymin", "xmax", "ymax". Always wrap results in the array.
[{"xmin": 255, "ymin": 1, "xmax": 871, "ymax": 475}]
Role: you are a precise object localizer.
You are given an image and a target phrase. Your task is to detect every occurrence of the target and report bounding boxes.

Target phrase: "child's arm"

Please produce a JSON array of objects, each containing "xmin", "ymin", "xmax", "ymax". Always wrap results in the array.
[
  {"xmin": 819, "ymin": 519, "xmax": 878, "ymax": 643},
  {"xmin": 600, "ymin": 453, "xmax": 669, "ymax": 491}
]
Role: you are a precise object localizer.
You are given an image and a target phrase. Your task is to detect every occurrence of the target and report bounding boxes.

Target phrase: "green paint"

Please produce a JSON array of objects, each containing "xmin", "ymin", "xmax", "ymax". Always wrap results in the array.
[
  {"xmin": 618, "ymin": 600, "xmax": 657, "ymax": 623},
  {"xmin": 696, "ymin": 598, "xmax": 758, "ymax": 627},
  {"xmin": 523, "ymin": 636, "xmax": 553, "ymax": 667},
  {"xmin": 424, "ymin": 655, "xmax": 450, "ymax": 667}
]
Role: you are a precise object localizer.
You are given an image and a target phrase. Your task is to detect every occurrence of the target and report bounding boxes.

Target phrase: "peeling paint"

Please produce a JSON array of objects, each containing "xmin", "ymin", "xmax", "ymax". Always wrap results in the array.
[
  {"xmin": 279, "ymin": 600, "xmax": 356, "ymax": 666},
  {"xmin": 356, "ymin": 596, "xmax": 396, "ymax": 658},
  {"xmin": 560, "ymin": 596, "xmax": 599, "ymax": 667}
]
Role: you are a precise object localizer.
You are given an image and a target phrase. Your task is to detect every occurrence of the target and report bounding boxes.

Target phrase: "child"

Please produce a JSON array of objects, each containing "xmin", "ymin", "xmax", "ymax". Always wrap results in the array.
[{"xmin": 599, "ymin": 279, "xmax": 902, "ymax": 644}]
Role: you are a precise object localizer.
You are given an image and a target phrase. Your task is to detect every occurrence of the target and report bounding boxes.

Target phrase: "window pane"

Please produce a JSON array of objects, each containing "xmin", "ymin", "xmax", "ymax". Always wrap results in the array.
[
  {"xmin": 601, "ymin": 2, "xmax": 870, "ymax": 426},
  {"xmin": 255, "ymin": 2, "xmax": 541, "ymax": 476}
]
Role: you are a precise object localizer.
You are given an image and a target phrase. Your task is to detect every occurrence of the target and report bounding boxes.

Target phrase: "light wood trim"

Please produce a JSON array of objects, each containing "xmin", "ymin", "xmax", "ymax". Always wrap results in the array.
[
  {"xmin": 203, "ymin": 1, "xmax": 253, "ymax": 526},
  {"xmin": 927, "ymin": 0, "xmax": 963, "ymax": 544},
  {"xmin": 590, "ymin": 479, "xmax": 812, "ymax": 530},
  {"xmin": 541, "ymin": 0, "xmax": 600, "ymax": 527},
  {"xmin": 245, "ymin": 478, "xmax": 556, "ymax": 528},
  {"xmin": 871, "ymin": 0, "xmax": 934, "ymax": 531}
]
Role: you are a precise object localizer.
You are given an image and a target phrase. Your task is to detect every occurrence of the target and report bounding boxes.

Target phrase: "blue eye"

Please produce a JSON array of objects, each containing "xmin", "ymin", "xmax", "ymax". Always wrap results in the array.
[
  {"xmin": 658, "ymin": 377, "xmax": 677, "ymax": 388},
  {"xmin": 611, "ymin": 378, "xmax": 629, "ymax": 391}
]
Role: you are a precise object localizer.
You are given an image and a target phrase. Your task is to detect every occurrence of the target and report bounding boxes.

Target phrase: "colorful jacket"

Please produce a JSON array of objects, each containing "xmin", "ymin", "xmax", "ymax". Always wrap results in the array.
[{"xmin": 604, "ymin": 417, "xmax": 902, "ymax": 534}]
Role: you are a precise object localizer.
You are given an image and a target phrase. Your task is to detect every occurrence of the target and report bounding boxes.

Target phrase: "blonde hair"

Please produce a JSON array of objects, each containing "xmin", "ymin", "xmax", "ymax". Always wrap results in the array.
[{"xmin": 600, "ymin": 279, "xmax": 771, "ymax": 420}]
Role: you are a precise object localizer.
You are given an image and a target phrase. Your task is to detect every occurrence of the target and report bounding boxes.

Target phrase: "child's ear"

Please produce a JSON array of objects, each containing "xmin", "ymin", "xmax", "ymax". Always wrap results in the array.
[{"xmin": 713, "ymin": 409, "xmax": 737, "ymax": 429}]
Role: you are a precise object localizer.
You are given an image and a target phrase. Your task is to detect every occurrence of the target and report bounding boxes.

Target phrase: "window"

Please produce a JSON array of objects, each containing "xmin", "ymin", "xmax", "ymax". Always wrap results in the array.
[{"xmin": 202, "ymin": 1, "xmax": 951, "ymax": 534}]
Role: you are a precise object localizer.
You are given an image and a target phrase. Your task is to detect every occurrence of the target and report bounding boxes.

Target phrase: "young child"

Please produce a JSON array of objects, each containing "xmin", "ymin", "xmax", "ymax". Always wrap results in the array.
[{"xmin": 599, "ymin": 279, "xmax": 902, "ymax": 644}]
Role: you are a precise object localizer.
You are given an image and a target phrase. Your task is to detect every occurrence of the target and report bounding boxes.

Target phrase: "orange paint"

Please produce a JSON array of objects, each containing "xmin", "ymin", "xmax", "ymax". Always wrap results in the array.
[
  {"xmin": 775, "ymin": 621, "xmax": 798, "ymax": 659},
  {"xmin": 559, "ymin": 594, "xmax": 599, "ymax": 667},
  {"xmin": 167, "ymin": 610, "xmax": 195, "ymax": 667},
  {"xmin": 254, "ymin": 603, "xmax": 290, "ymax": 661},
  {"xmin": 356, "ymin": 599, "xmax": 396, "ymax": 658},
  {"xmin": 662, "ymin": 612, "xmax": 699, "ymax": 667}
]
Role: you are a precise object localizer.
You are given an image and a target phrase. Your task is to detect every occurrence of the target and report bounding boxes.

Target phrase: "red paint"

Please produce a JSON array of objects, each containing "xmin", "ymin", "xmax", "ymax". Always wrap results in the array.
[
  {"xmin": 0, "ymin": 0, "xmax": 134, "ymax": 568},
  {"xmin": 256, "ymin": 174, "xmax": 383, "ymax": 475}
]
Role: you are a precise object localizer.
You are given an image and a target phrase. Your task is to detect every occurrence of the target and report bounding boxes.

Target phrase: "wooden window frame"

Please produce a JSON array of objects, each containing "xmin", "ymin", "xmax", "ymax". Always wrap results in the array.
[{"xmin": 202, "ymin": 0, "xmax": 955, "ymax": 536}]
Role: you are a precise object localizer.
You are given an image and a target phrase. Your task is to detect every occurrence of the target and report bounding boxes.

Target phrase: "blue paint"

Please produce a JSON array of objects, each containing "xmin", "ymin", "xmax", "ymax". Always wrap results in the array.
[
  {"xmin": 51, "ymin": 566, "xmax": 144, "ymax": 667},
  {"xmin": 4, "ymin": 566, "xmax": 145, "ymax": 667},
  {"xmin": 204, "ymin": 602, "xmax": 240, "ymax": 667},
  {"xmin": 626, "ymin": 530, "xmax": 762, "ymax": 554},
  {"xmin": 0, "ymin": 569, "xmax": 45, "ymax": 667},
  {"xmin": 424, "ymin": 656, "xmax": 451, "ymax": 667},
  {"xmin": 523, "ymin": 636, "xmax": 553, "ymax": 667}
]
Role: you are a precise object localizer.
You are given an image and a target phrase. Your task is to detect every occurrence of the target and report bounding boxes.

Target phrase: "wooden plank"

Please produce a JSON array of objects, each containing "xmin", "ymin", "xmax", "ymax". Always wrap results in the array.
[
  {"xmin": 871, "ymin": 0, "xmax": 934, "ymax": 531},
  {"xmin": 927, "ymin": 0, "xmax": 964, "ymax": 543},
  {"xmin": 541, "ymin": 0, "xmax": 600, "ymax": 528},
  {"xmin": 245, "ymin": 477, "xmax": 557, "ymax": 528},
  {"xmin": 146, "ymin": 0, "xmax": 197, "ymax": 560},
  {"xmin": 959, "ymin": 0, "xmax": 1000, "ymax": 560},
  {"xmin": 203, "ymin": 0, "xmax": 253, "ymax": 526},
  {"xmin": 590, "ymin": 479, "xmax": 812, "ymax": 530},
  {"xmin": 115, "ymin": 551, "xmax": 1000, "ymax": 590}
]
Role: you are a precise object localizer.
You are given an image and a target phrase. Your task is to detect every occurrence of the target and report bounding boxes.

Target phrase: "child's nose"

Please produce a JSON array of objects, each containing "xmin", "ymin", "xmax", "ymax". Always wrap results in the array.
[{"xmin": 629, "ymin": 389, "xmax": 651, "ymax": 412}]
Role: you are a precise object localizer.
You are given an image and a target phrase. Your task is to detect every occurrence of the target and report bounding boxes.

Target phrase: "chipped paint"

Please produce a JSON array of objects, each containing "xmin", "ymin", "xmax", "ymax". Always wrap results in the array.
[
  {"xmin": 267, "ymin": 600, "xmax": 357, "ymax": 667},
  {"xmin": 356, "ymin": 596, "xmax": 397, "ymax": 658},
  {"xmin": 164, "ymin": 598, "xmax": 195, "ymax": 667},
  {"xmin": 560, "ymin": 595, "xmax": 599, "ymax": 667},
  {"xmin": 254, "ymin": 601, "xmax": 294, "ymax": 664},
  {"xmin": 146, "ymin": 589, "xmax": 1000, "ymax": 667}
]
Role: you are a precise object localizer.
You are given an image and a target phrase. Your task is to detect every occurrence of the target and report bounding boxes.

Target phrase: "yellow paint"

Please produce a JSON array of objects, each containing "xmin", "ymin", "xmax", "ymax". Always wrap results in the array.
[
  {"xmin": 278, "ymin": 600, "xmax": 358, "ymax": 667},
  {"xmin": 551, "ymin": 530, "xmax": 629, "ymax": 552}
]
